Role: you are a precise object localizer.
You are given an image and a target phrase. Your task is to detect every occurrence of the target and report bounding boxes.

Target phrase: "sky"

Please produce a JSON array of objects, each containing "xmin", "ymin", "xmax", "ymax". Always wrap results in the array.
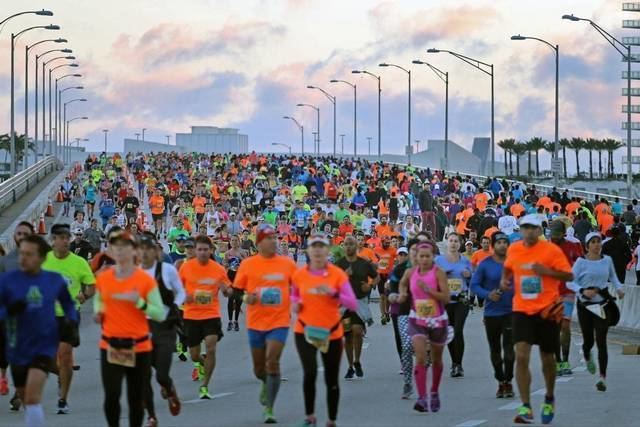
[{"xmin": 0, "ymin": 0, "xmax": 634, "ymax": 171}]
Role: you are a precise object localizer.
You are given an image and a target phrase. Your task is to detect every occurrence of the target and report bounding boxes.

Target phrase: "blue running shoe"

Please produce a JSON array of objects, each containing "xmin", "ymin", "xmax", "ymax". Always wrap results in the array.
[
  {"xmin": 541, "ymin": 398, "xmax": 555, "ymax": 425},
  {"xmin": 514, "ymin": 405, "xmax": 534, "ymax": 424}
]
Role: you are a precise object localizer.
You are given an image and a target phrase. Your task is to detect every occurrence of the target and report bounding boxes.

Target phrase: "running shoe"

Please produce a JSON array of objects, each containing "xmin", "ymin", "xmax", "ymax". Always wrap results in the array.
[
  {"xmin": 541, "ymin": 398, "xmax": 554, "ymax": 425},
  {"xmin": 503, "ymin": 382, "xmax": 515, "ymax": 398},
  {"xmin": 555, "ymin": 362, "xmax": 564, "ymax": 377},
  {"xmin": 234, "ymin": 321, "xmax": 240, "ymax": 331},
  {"xmin": 178, "ymin": 351, "xmax": 188, "ymax": 362},
  {"xmin": 198, "ymin": 363, "xmax": 205, "ymax": 380},
  {"xmin": 57, "ymin": 398, "xmax": 70, "ymax": 414},
  {"xmin": 354, "ymin": 362, "xmax": 364, "ymax": 379},
  {"xmin": 9, "ymin": 394, "xmax": 21, "ymax": 411},
  {"xmin": 167, "ymin": 389, "xmax": 181, "ymax": 416},
  {"xmin": 496, "ymin": 383, "xmax": 505, "ymax": 398},
  {"xmin": 430, "ymin": 392, "xmax": 441, "ymax": 412},
  {"xmin": 514, "ymin": 405, "xmax": 534, "ymax": 424},
  {"xmin": 0, "ymin": 377, "xmax": 8, "ymax": 395},
  {"xmin": 586, "ymin": 352, "xmax": 596, "ymax": 375},
  {"xmin": 596, "ymin": 378, "xmax": 607, "ymax": 392},
  {"xmin": 413, "ymin": 398, "xmax": 429, "ymax": 413},
  {"xmin": 263, "ymin": 407, "xmax": 277, "ymax": 424},
  {"xmin": 298, "ymin": 416, "xmax": 317, "ymax": 426},
  {"xmin": 227, "ymin": 321, "xmax": 233, "ymax": 331},
  {"xmin": 259, "ymin": 382, "xmax": 268, "ymax": 406},
  {"xmin": 380, "ymin": 315, "xmax": 388, "ymax": 325},
  {"xmin": 344, "ymin": 367, "xmax": 355, "ymax": 380},
  {"xmin": 561, "ymin": 361, "xmax": 572, "ymax": 376},
  {"xmin": 401, "ymin": 383, "xmax": 413, "ymax": 400},
  {"xmin": 199, "ymin": 386, "xmax": 212, "ymax": 399},
  {"xmin": 191, "ymin": 367, "xmax": 200, "ymax": 382},
  {"xmin": 72, "ymin": 365, "xmax": 81, "ymax": 371},
  {"xmin": 458, "ymin": 365, "xmax": 465, "ymax": 378},
  {"xmin": 144, "ymin": 416, "xmax": 158, "ymax": 427}
]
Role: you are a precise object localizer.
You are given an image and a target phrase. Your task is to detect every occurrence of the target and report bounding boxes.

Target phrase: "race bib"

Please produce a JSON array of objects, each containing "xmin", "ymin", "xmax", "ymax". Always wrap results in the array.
[
  {"xmin": 296, "ymin": 218, "xmax": 305, "ymax": 228},
  {"xmin": 415, "ymin": 299, "xmax": 438, "ymax": 318},
  {"xmin": 521, "ymin": 276, "xmax": 542, "ymax": 300},
  {"xmin": 448, "ymin": 278, "xmax": 463, "ymax": 293},
  {"xmin": 107, "ymin": 345, "xmax": 136, "ymax": 368},
  {"xmin": 378, "ymin": 258, "xmax": 389, "ymax": 270},
  {"xmin": 126, "ymin": 203, "xmax": 133, "ymax": 209},
  {"xmin": 260, "ymin": 287, "xmax": 282, "ymax": 306},
  {"xmin": 194, "ymin": 290, "xmax": 213, "ymax": 305}
]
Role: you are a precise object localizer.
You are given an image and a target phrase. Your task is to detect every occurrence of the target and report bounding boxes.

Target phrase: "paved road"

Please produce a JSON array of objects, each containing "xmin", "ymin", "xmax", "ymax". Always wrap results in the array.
[{"xmin": 0, "ymin": 302, "xmax": 637, "ymax": 427}]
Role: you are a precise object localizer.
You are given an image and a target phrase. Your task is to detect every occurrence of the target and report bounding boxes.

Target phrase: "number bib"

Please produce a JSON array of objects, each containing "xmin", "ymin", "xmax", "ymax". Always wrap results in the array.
[
  {"xmin": 521, "ymin": 276, "xmax": 542, "ymax": 300},
  {"xmin": 415, "ymin": 299, "xmax": 438, "ymax": 318},
  {"xmin": 107, "ymin": 345, "xmax": 136, "ymax": 368},
  {"xmin": 378, "ymin": 258, "xmax": 389, "ymax": 270},
  {"xmin": 447, "ymin": 278, "xmax": 463, "ymax": 293},
  {"xmin": 194, "ymin": 290, "xmax": 213, "ymax": 305},
  {"xmin": 296, "ymin": 218, "xmax": 305, "ymax": 228},
  {"xmin": 260, "ymin": 287, "xmax": 282, "ymax": 306}
]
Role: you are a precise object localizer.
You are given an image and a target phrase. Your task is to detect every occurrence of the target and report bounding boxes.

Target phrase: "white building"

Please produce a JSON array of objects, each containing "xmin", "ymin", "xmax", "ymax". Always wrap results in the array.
[{"xmin": 176, "ymin": 126, "xmax": 248, "ymax": 154}]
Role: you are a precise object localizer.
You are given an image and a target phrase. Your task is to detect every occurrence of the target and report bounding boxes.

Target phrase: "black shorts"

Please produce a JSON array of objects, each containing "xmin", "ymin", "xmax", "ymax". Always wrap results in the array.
[
  {"xmin": 86, "ymin": 201, "xmax": 96, "ymax": 206},
  {"xmin": 377, "ymin": 274, "xmax": 389, "ymax": 294},
  {"xmin": 512, "ymin": 311, "xmax": 559, "ymax": 354},
  {"xmin": 342, "ymin": 310, "xmax": 366, "ymax": 334},
  {"xmin": 152, "ymin": 213, "xmax": 164, "ymax": 222},
  {"xmin": 11, "ymin": 355, "xmax": 54, "ymax": 388},
  {"xmin": 183, "ymin": 318, "xmax": 223, "ymax": 348},
  {"xmin": 57, "ymin": 316, "xmax": 80, "ymax": 347}
]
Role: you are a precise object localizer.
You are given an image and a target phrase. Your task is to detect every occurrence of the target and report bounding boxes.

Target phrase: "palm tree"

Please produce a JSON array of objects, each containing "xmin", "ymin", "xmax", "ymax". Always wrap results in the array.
[
  {"xmin": 512, "ymin": 142, "xmax": 528, "ymax": 177},
  {"xmin": 585, "ymin": 138, "xmax": 600, "ymax": 180},
  {"xmin": 559, "ymin": 138, "xmax": 570, "ymax": 178},
  {"xmin": 497, "ymin": 139, "xmax": 516, "ymax": 176},
  {"xmin": 569, "ymin": 137, "xmax": 586, "ymax": 178},
  {"xmin": 527, "ymin": 137, "xmax": 547, "ymax": 176},
  {"xmin": 602, "ymin": 138, "xmax": 624, "ymax": 176}
]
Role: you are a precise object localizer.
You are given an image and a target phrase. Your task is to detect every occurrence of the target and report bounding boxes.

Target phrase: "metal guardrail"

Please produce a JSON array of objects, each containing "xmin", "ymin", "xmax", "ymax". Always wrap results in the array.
[{"xmin": 0, "ymin": 156, "xmax": 62, "ymax": 212}]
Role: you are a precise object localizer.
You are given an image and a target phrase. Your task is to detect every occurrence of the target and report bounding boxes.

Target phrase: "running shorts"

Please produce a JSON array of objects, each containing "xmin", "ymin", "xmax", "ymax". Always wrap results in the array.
[
  {"xmin": 561, "ymin": 294, "xmax": 576, "ymax": 320},
  {"xmin": 342, "ymin": 310, "xmax": 366, "ymax": 334},
  {"xmin": 11, "ymin": 355, "xmax": 54, "ymax": 388},
  {"xmin": 407, "ymin": 318, "xmax": 448, "ymax": 345},
  {"xmin": 57, "ymin": 316, "xmax": 80, "ymax": 347},
  {"xmin": 377, "ymin": 274, "xmax": 389, "ymax": 294},
  {"xmin": 512, "ymin": 311, "xmax": 559, "ymax": 354},
  {"xmin": 152, "ymin": 213, "xmax": 164, "ymax": 222},
  {"xmin": 183, "ymin": 318, "xmax": 223, "ymax": 347},
  {"xmin": 247, "ymin": 327, "xmax": 289, "ymax": 349}
]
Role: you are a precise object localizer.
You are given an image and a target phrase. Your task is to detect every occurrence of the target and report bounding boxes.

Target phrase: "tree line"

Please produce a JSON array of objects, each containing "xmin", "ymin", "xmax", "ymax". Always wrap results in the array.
[{"xmin": 497, "ymin": 137, "xmax": 625, "ymax": 179}]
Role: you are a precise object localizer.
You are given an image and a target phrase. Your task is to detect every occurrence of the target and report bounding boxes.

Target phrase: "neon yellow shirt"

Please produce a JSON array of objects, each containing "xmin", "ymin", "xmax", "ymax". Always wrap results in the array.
[{"xmin": 43, "ymin": 251, "xmax": 95, "ymax": 316}]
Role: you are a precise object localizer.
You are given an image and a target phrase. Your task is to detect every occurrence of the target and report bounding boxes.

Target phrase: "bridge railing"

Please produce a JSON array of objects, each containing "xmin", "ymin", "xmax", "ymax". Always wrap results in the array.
[{"xmin": 0, "ymin": 156, "xmax": 62, "ymax": 212}]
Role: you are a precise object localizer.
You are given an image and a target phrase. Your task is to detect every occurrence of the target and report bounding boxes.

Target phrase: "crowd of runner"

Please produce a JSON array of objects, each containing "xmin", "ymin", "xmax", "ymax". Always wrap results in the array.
[{"xmin": 0, "ymin": 150, "xmax": 636, "ymax": 426}]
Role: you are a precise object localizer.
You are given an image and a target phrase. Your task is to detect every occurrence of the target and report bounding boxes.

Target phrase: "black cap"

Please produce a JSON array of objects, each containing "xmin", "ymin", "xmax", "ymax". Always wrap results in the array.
[
  {"xmin": 491, "ymin": 232, "xmax": 509, "ymax": 246},
  {"xmin": 50, "ymin": 223, "xmax": 71, "ymax": 236}
]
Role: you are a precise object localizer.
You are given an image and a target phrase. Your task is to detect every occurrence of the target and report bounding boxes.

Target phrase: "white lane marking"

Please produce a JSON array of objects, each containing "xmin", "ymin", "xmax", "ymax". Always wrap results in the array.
[
  {"xmin": 556, "ymin": 377, "xmax": 573, "ymax": 383},
  {"xmin": 532, "ymin": 388, "xmax": 546, "ymax": 396},
  {"xmin": 573, "ymin": 366, "xmax": 586, "ymax": 372},
  {"xmin": 455, "ymin": 420, "xmax": 487, "ymax": 427},
  {"xmin": 499, "ymin": 401, "xmax": 521, "ymax": 411},
  {"xmin": 362, "ymin": 342, "xmax": 370, "ymax": 350},
  {"xmin": 183, "ymin": 392, "xmax": 235, "ymax": 404}
]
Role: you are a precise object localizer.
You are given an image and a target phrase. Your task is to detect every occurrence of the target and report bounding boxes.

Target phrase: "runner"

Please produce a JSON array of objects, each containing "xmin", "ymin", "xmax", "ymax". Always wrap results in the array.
[
  {"xmin": 233, "ymin": 224, "xmax": 297, "ymax": 423},
  {"xmin": 179, "ymin": 235, "xmax": 232, "ymax": 399},
  {"xmin": 94, "ymin": 230, "xmax": 165, "ymax": 427},
  {"xmin": 435, "ymin": 233, "xmax": 472, "ymax": 378},
  {"xmin": 374, "ymin": 235, "xmax": 396, "ymax": 325},
  {"xmin": 139, "ymin": 233, "xmax": 185, "ymax": 427},
  {"xmin": 291, "ymin": 233, "xmax": 357, "ymax": 427},
  {"xmin": 398, "ymin": 241, "xmax": 450, "ymax": 412},
  {"xmin": 42, "ymin": 223, "xmax": 96, "ymax": 415},
  {"xmin": 224, "ymin": 235, "xmax": 249, "ymax": 332},
  {"xmin": 500, "ymin": 214, "xmax": 573, "ymax": 424},
  {"xmin": 0, "ymin": 235, "xmax": 78, "ymax": 427},
  {"xmin": 335, "ymin": 236, "xmax": 378, "ymax": 380},
  {"xmin": 149, "ymin": 188, "xmax": 166, "ymax": 237},
  {"xmin": 470, "ymin": 232, "xmax": 515, "ymax": 398},
  {"xmin": 568, "ymin": 232, "xmax": 625, "ymax": 392}
]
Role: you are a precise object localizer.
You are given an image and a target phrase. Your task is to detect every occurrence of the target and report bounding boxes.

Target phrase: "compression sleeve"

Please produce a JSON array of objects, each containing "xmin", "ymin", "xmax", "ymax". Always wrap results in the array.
[
  {"xmin": 138, "ymin": 287, "xmax": 167, "ymax": 322},
  {"xmin": 338, "ymin": 282, "xmax": 358, "ymax": 311}
]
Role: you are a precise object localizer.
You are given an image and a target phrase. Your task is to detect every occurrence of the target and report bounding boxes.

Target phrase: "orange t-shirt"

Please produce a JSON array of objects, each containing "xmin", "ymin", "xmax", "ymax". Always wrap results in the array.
[
  {"xmin": 292, "ymin": 264, "xmax": 350, "ymax": 340},
  {"xmin": 483, "ymin": 226, "xmax": 500, "ymax": 239},
  {"xmin": 474, "ymin": 193, "xmax": 488, "ymax": 211},
  {"xmin": 96, "ymin": 267, "xmax": 156, "ymax": 353},
  {"xmin": 510, "ymin": 203, "xmax": 525, "ymax": 219},
  {"xmin": 471, "ymin": 248, "xmax": 492, "ymax": 267},
  {"xmin": 375, "ymin": 224, "xmax": 393, "ymax": 237},
  {"xmin": 233, "ymin": 254, "xmax": 297, "ymax": 331},
  {"xmin": 598, "ymin": 213, "xmax": 614, "ymax": 234},
  {"xmin": 193, "ymin": 196, "xmax": 206, "ymax": 214},
  {"xmin": 149, "ymin": 195, "xmax": 165, "ymax": 215},
  {"xmin": 504, "ymin": 240, "xmax": 572, "ymax": 315},
  {"xmin": 374, "ymin": 246, "xmax": 396, "ymax": 275},
  {"xmin": 179, "ymin": 259, "xmax": 230, "ymax": 320},
  {"xmin": 565, "ymin": 202, "xmax": 580, "ymax": 218},
  {"xmin": 358, "ymin": 247, "xmax": 378, "ymax": 263}
]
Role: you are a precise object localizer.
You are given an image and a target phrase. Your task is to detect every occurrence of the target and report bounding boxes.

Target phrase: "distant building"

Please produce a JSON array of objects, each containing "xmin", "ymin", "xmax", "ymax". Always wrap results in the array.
[
  {"xmin": 176, "ymin": 126, "xmax": 248, "ymax": 154},
  {"xmin": 413, "ymin": 139, "xmax": 484, "ymax": 175}
]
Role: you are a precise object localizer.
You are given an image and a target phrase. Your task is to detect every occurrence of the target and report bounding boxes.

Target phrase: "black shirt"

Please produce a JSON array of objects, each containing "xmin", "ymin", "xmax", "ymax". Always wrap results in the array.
[
  {"xmin": 121, "ymin": 196, "xmax": 140, "ymax": 214},
  {"xmin": 388, "ymin": 260, "xmax": 411, "ymax": 315},
  {"xmin": 335, "ymin": 256, "xmax": 378, "ymax": 299}
]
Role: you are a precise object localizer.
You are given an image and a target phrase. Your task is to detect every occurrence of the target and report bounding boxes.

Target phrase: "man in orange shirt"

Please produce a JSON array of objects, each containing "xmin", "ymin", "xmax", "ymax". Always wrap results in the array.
[
  {"xmin": 192, "ymin": 192, "xmax": 207, "ymax": 230},
  {"xmin": 375, "ymin": 215, "xmax": 393, "ymax": 237},
  {"xmin": 471, "ymin": 236, "xmax": 493, "ymax": 269},
  {"xmin": 338, "ymin": 216, "xmax": 355, "ymax": 237},
  {"xmin": 374, "ymin": 236, "xmax": 396, "ymax": 325},
  {"xmin": 233, "ymin": 224, "xmax": 297, "ymax": 424},
  {"xmin": 500, "ymin": 215, "xmax": 573, "ymax": 424},
  {"xmin": 356, "ymin": 233, "xmax": 377, "ymax": 263},
  {"xmin": 149, "ymin": 189, "xmax": 166, "ymax": 237},
  {"xmin": 179, "ymin": 235, "xmax": 232, "ymax": 400}
]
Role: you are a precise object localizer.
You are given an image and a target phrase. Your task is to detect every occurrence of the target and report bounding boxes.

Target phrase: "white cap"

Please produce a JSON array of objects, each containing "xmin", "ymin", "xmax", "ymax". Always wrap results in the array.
[
  {"xmin": 308, "ymin": 233, "xmax": 330, "ymax": 246},
  {"xmin": 396, "ymin": 247, "xmax": 408, "ymax": 255},
  {"xmin": 519, "ymin": 214, "xmax": 542, "ymax": 228},
  {"xmin": 585, "ymin": 231, "xmax": 602, "ymax": 244},
  {"xmin": 73, "ymin": 228, "xmax": 83, "ymax": 235}
]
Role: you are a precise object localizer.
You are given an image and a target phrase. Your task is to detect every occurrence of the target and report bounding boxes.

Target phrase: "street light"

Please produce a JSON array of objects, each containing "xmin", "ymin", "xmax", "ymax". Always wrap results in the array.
[
  {"xmin": 142, "ymin": 128, "xmax": 147, "ymax": 142},
  {"xmin": 511, "ymin": 34, "xmax": 560, "ymax": 185},
  {"xmin": 103, "ymin": 129, "xmax": 109, "ymax": 154},
  {"xmin": 0, "ymin": 10, "xmax": 53, "ymax": 29},
  {"xmin": 135, "ymin": 133, "xmax": 140, "ymax": 141},
  {"xmin": 379, "ymin": 63, "xmax": 412, "ymax": 163},
  {"xmin": 297, "ymin": 104, "xmax": 320, "ymax": 155},
  {"xmin": 65, "ymin": 116, "xmax": 88, "ymax": 164},
  {"xmin": 62, "ymin": 98, "xmax": 86, "ymax": 163},
  {"xmin": 166, "ymin": 135, "xmax": 171, "ymax": 145},
  {"xmin": 330, "ymin": 79, "xmax": 357, "ymax": 156},
  {"xmin": 412, "ymin": 59, "xmax": 449, "ymax": 169},
  {"xmin": 283, "ymin": 116, "xmax": 304, "ymax": 154},
  {"xmin": 367, "ymin": 136, "xmax": 372, "ymax": 155},
  {"xmin": 58, "ymin": 85, "xmax": 83, "ymax": 152},
  {"xmin": 272, "ymin": 142, "xmax": 292, "ymax": 155},
  {"xmin": 42, "ymin": 55, "xmax": 75, "ymax": 160},
  {"xmin": 339, "ymin": 134, "xmax": 345, "ymax": 155},
  {"xmin": 352, "ymin": 69, "xmax": 382, "ymax": 157},
  {"xmin": 9, "ymin": 23, "xmax": 60, "ymax": 174},
  {"xmin": 427, "ymin": 48, "xmax": 495, "ymax": 175},
  {"xmin": 54, "ymin": 73, "xmax": 81, "ymax": 158},
  {"xmin": 73, "ymin": 137, "xmax": 89, "ymax": 148},
  {"xmin": 562, "ymin": 13, "xmax": 633, "ymax": 197},
  {"xmin": 307, "ymin": 85, "xmax": 336, "ymax": 156}
]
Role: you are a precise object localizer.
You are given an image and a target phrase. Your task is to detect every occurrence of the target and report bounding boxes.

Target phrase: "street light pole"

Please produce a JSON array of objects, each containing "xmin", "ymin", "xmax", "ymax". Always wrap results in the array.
[
  {"xmin": 296, "ymin": 104, "xmax": 320, "ymax": 155},
  {"xmin": 330, "ymin": 79, "xmax": 357, "ymax": 156},
  {"xmin": 306, "ymin": 85, "xmax": 336, "ymax": 156},
  {"xmin": 352, "ymin": 70, "xmax": 382, "ymax": 157},
  {"xmin": 65, "ymin": 116, "xmax": 88, "ymax": 163},
  {"xmin": 54, "ymin": 73, "xmax": 81, "ymax": 159},
  {"xmin": 272, "ymin": 142, "xmax": 292, "ymax": 155},
  {"xmin": 340, "ymin": 134, "xmax": 345, "ymax": 155},
  {"xmin": 142, "ymin": 128, "xmax": 146, "ymax": 142},
  {"xmin": 427, "ymin": 48, "xmax": 494, "ymax": 175},
  {"xmin": 166, "ymin": 135, "xmax": 171, "ymax": 145},
  {"xmin": 379, "ymin": 63, "xmax": 411, "ymax": 163},
  {"xmin": 283, "ymin": 116, "xmax": 304, "ymax": 154},
  {"xmin": 103, "ymin": 129, "xmax": 109, "ymax": 153},
  {"xmin": 367, "ymin": 136, "xmax": 372, "ymax": 155},
  {"xmin": 563, "ymin": 14, "xmax": 633, "ymax": 197},
  {"xmin": 510, "ymin": 35, "xmax": 560, "ymax": 185},
  {"xmin": 62, "ymin": 98, "xmax": 87, "ymax": 163}
]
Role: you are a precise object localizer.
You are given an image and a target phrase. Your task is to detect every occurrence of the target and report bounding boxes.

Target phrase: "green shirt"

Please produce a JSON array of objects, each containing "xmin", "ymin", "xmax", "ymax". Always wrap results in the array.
[
  {"xmin": 167, "ymin": 228, "xmax": 189, "ymax": 243},
  {"xmin": 263, "ymin": 210, "xmax": 278, "ymax": 226},
  {"xmin": 329, "ymin": 245, "xmax": 344, "ymax": 262},
  {"xmin": 335, "ymin": 208, "xmax": 350, "ymax": 223},
  {"xmin": 351, "ymin": 213, "xmax": 365, "ymax": 229},
  {"xmin": 43, "ymin": 251, "xmax": 95, "ymax": 316},
  {"xmin": 292, "ymin": 185, "xmax": 308, "ymax": 202}
]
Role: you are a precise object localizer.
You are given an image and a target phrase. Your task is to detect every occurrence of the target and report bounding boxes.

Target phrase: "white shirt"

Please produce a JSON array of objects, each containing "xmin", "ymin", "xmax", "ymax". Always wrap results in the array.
[
  {"xmin": 498, "ymin": 215, "xmax": 517, "ymax": 235},
  {"xmin": 361, "ymin": 218, "xmax": 379, "ymax": 234},
  {"xmin": 142, "ymin": 261, "xmax": 186, "ymax": 307}
]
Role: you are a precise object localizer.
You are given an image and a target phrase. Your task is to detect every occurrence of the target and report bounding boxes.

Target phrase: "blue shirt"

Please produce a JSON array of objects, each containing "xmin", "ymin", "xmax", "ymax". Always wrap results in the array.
[
  {"xmin": 0, "ymin": 270, "xmax": 78, "ymax": 365},
  {"xmin": 435, "ymin": 254, "xmax": 472, "ymax": 302},
  {"xmin": 470, "ymin": 256, "xmax": 513, "ymax": 317}
]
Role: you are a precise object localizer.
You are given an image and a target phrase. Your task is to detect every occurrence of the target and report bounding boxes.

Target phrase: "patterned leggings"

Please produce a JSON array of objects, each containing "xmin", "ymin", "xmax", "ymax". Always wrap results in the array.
[{"xmin": 398, "ymin": 315, "xmax": 414, "ymax": 388}]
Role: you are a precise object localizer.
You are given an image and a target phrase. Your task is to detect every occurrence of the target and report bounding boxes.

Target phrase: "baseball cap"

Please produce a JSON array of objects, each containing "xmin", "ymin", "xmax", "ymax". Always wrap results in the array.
[
  {"xmin": 139, "ymin": 233, "xmax": 158, "ymax": 247},
  {"xmin": 397, "ymin": 247, "xmax": 408, "ymax": 255},
  {"xmin": 491, "ymin": 232, "xmax": 509, "ymax": 246},
  {"xmin": 73, "ymin": 228, "xmax": 83, "ymax": 235},
  {"xmin": 256, "ymin": 224, "xmax": 276, "ymax": 244},
  {"xmin": 308, "ymin": 233, "xmax": 330, "ymax": 246},
  {"xmin": 519, "ymin": 214, "xmax": 543, "ymax": 228},
  {"xmin": 184, "ymin": 237, "xmax": 196, "ymax": 248},
  {"xmin": 585, "ymin": 231, "xmax": 602, "ymax": 244},
  {"xmin": 549, "ymin": 220, "xmax": 566, "ymax": 235},
  {"xmin": 50, "ymin": 223, "xmax": 71, "ymax": 236},
  {"xmin": 108, "ymin": 230, "xmax": 138, "ymax": 246},
  {"xmin": 176, "ymin": 235, "xmax": 188, "ymax": 241}
]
